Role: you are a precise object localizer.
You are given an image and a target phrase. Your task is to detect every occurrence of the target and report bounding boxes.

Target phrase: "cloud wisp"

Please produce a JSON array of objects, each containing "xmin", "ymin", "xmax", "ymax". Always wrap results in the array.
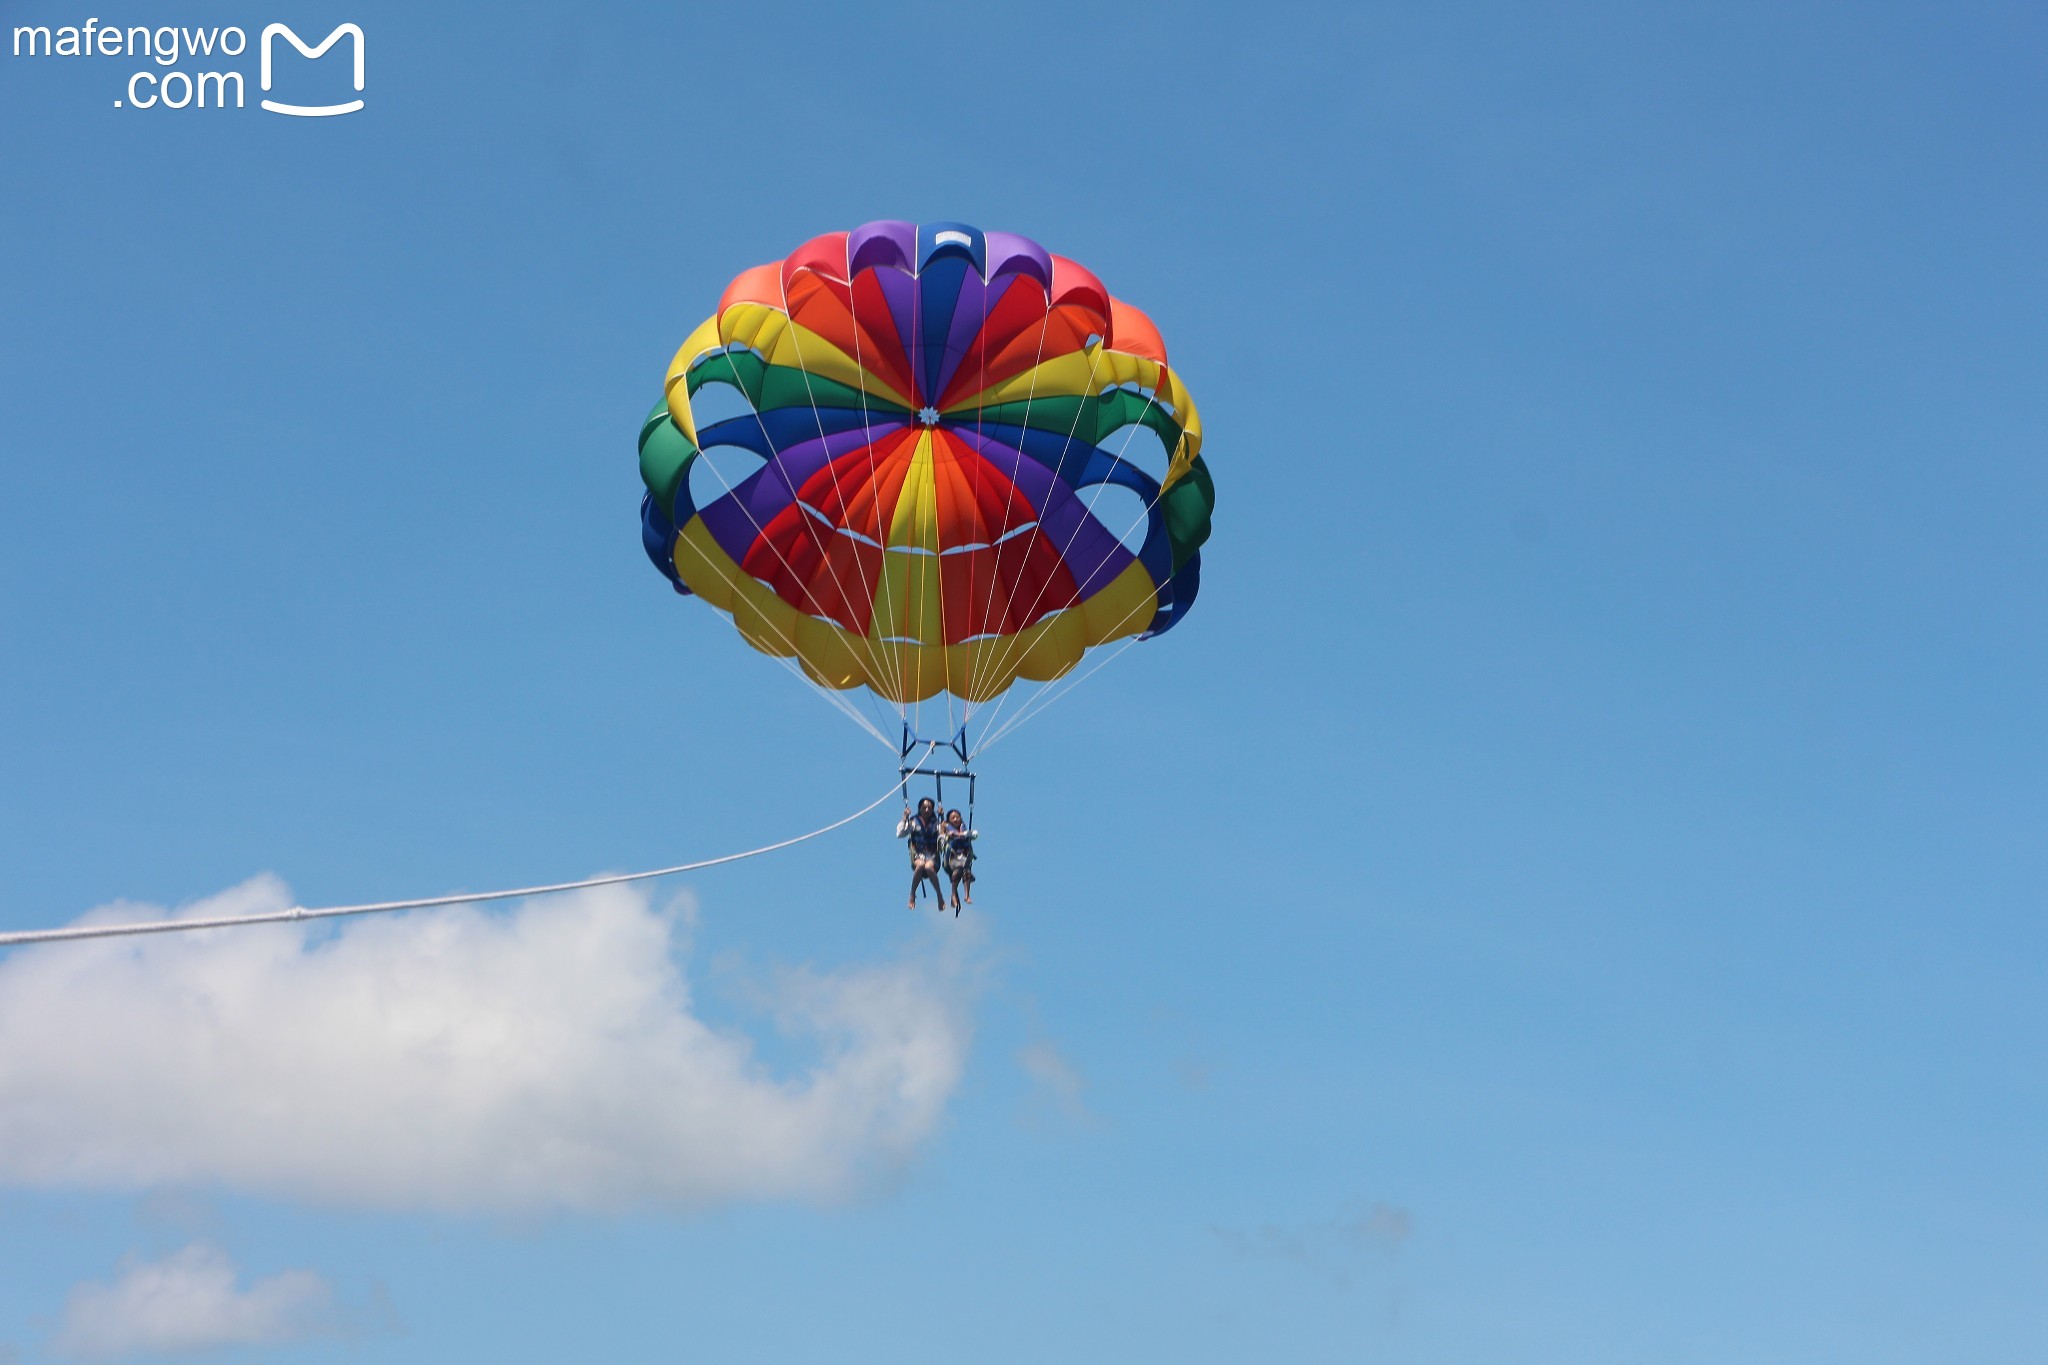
[
  {"xmin": 0, "ymin": 877, "xmax": 973, "ymax": 1213},
  {"xmin": 1210, "ymin": 1202, "xmax": 1413, "ymax": 1289},
  {"xmin": 53, "ymin": 1243, "xmax": 340, "ymax": 1360},
  {"xmin": 1017, "ymin": 1040, "xmax": 1095, "ymax": 1126}
]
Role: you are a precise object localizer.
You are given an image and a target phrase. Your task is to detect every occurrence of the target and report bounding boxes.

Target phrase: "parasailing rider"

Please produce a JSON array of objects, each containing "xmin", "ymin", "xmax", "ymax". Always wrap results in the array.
[
  {"xmin": 896, "ymin": 797, "xmax": 946, "ymax": 909},
  {"xmin": 940, "ymin": 808, "xmax": 977, "ymax": 913}
]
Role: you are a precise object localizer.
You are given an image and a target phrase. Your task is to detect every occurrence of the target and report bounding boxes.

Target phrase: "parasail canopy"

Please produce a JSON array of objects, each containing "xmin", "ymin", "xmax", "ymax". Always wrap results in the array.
[{"xmin": 638, "ymin": 220, "xmax": 1213, "ymax": 746}]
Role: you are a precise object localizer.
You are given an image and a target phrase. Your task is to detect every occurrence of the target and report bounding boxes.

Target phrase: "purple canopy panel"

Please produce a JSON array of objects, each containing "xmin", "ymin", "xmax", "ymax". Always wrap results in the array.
[
  {"xmin": 698, "ymin": 465, "xmax": 796, "ymax": 567},
  {"xmin": 946, "ymin": 426, "xmax": 1062, "ymax": 515},
  {"xmin": 932, "ymin": 272, "xmax": 1024, "ymax": 403},
  {"xmin": 769, "ymin": 420, "xmax": 909, "ymax": 493},
  {"xmin": 1038, "ymin": 483, "xmax": 1136, "ymax": 598},
  {"xmin": 982, "ymin": 231, "xmax": 1054, "ymax": 291},
  {"xmin": 873, "ymin": 266, "xmax": 921, "ymax": 402},
  {"xmin": 846, "ymin": 221, "xmax": 916, "ymax": 277}
]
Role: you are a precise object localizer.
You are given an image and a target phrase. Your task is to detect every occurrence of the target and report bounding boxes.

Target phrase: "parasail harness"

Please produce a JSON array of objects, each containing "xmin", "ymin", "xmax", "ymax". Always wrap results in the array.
[{"xmin": 898, "ymin": 722, "xmax": 976, "ymax": 835}]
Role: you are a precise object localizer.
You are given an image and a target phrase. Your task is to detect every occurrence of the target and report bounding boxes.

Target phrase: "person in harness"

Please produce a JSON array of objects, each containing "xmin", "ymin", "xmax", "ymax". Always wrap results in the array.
[
  {"xmin": 896, "ymin": 797, "xmax": 945, "ymax": 909},
  {"xmin": 940, "ymin": 808, "xmax": 977, "ymax": 913}
]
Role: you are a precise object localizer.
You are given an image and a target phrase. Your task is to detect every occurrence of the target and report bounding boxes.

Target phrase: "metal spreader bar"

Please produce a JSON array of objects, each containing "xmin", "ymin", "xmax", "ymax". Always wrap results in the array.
[{"xmin": 898, "ymin": 723, "xmax": 976, "ymax": 823}]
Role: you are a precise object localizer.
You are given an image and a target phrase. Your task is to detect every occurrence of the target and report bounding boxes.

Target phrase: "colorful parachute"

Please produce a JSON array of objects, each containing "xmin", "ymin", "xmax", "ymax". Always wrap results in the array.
[{"xmin": 638, "ymin": 221, "xmax": 1213, "ymax": 740}]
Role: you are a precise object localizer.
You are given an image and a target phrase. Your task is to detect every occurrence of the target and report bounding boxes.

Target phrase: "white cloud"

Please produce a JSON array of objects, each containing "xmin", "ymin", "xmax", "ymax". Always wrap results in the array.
[
  {"xmin": 0, "ymin": 877, "xmax": 972, "ymax": 1213},
  {"xmin": 54, "ymin": 1243, "xmax": 336, "ymax": 1359}
]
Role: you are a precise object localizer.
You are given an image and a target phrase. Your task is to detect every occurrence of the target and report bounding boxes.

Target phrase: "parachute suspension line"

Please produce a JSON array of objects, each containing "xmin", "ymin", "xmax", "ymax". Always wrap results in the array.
[
  {"xmin": 977, "ymin": 486, "xmax": 1169, "ymax": 754},
  {"xmin": 690, "ymin": 542, "xmax": 892, "ymax": 749},
  {"xmin": 799, "ymin": 660, "xmax": 893, "ymax": 748},
  {"xmin": 678, "ymin": 445, "xmax": 893, "ymax": 749},
  {"xmin": 961, "ymin": 270, "xmax": 993, "ymax": 725},
  {"xmin": 978, "ymin": 423, "xmax": 1176, "ymax": 754},
  {"xmin": 710, "ymin": 315, "xmax": 897, "ymax": 748},
  {"xmin": 971, "ymin": 480, "xmax": 1170, "ymax": 753},
  {"xmin": 833, "ymin": 246, "xmax": 915, "ymax": 741},
  {"xmin": 970, "ymin": 351, "xmax": 1162, "ymax": 748},
  {"xmin": 932, "ymin": 433, "xmax": 959, "ymax": 750},
  {"xmin": 690, "ymin": 543, "xmax": 890, "ymax": 748},
  {"xmin": 962, "ymin": 255, "xmax": 1053, "ymax": 734},
  {"xmin": 913, "ymin": 259, "xmax": 944, "ymax": 755},
  {"xmin": 684, "ymin": 360, "xmax": 901, "ymax": 749},
  {"xmin": 901, "ymin": 262, "xmax": 925, "ymax": 753},
  {"xmin": 907, "ymin": 260, "xmax": 956, "ymax": 755},
  {"xmin": 855, "ymin": 277, "xmax": 919, "ymax": 744},
  {"xmin": 947, "ymin": 253, "xmax": 996, "ymax": 744},
  {"xmin": 0, "ymin": 756, "xmax": 937, "ymax": 950},
  {"xmin": 929, "ymin": 268, "xmax": 957, "ymax": 750},
  {"xmin": 977, "ymin": 594, "xmax": 1154, "ymax": 753},
  {"xmin": 961, "ymin": 285, "xmax": 1066, "ymax": 733},
  {"xmin": 932, "ymin": 543, "xmax": 947, "ymax": 743},
  {"xmin": 960, "ymin": 328, "xmax": 1121, "ymax": 745},
  {"xmin": 839, "ymin": 284, "xmax": 905, "ymax": 749},
  {"xmin": 774, "ymin": 275, "xmax": 907, "ymax": 744}
]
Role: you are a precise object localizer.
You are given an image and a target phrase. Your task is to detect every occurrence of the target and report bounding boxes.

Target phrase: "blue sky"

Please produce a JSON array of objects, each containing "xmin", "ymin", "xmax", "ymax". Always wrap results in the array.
[{"xmin": 3, "ymin": 2, "xmax": 2045, "ymax": 1360}]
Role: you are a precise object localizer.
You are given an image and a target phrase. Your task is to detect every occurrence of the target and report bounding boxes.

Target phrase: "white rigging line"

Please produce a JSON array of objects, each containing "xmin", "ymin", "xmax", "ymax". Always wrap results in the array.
[
  {"xmin": 961, "ymin": 317, "xmax": 1121, "ymax": 746},
  {"xmin": 834, "ymin": 256, "xmax": 913, "ymax": 742},
  {"xmin": 773, "ymin": 275, "xmax": 909, "ymax": 744},
  {"xmin": 970, "ymin": 367, "xmax": 1166, "ymax": 748},
  {"xmin": 684, "ymin": 369, "xmax": 892, "ymax": 749},
  {"xmin": 973, "ymin": 414, "xmax": 1181, "ymax": 754},
  {"xmin": 959, "ymin": 292, "xmax": 1073, "ymax": 736},
  {"xmin": 961, "ymin": 262, "xmax": 996, "ymax": 724},
  {"xmin": 962, "ymin": 256, "xmax": 1052, "ymax": 733},
  {"xmin": 828, "ymin": 249, "xmax": 920, "ymax": 738},
  {"xmin": 0, "ymin": 752, "xmax": 936, "ymax": 950},
  {"xmin": 910, "ymin": 263, "xmax": 932, "ymax": 750},
  {"xmin": 977, "ymin": 595, "xmax": 1152, "ymax": 752}
]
